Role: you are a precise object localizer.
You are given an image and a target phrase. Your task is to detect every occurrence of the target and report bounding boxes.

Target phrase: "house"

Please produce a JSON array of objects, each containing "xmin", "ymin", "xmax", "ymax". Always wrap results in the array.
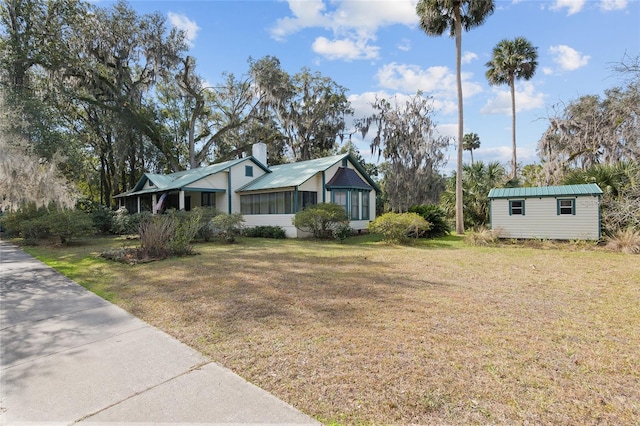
[
  {"xmin": 114, "ymin": 143, "xmax": 379, "ymax": 238},
  {"xmin": 488, "ymin": 184, "xmax": 603, "ymax": 240}
]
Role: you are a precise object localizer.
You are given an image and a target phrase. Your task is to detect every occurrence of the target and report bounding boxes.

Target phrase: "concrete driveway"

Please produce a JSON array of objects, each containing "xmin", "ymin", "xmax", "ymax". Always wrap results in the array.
[{"xmin": 0, "ymin": 240, "xmax": 320, "ymax": 425}]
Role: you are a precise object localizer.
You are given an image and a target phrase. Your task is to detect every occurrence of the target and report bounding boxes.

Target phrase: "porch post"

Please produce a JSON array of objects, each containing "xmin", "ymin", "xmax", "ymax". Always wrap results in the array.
[
  {"xmin": 137, "ymin": 196, "xmax": 141, "ymax": 213},
  {"xmin": 152, "ymin": 194, "xmax": 157, "ymax": 214},
  {"xmin": 179, "ymin": 190, "xmax": 185, "ymax": 210}
]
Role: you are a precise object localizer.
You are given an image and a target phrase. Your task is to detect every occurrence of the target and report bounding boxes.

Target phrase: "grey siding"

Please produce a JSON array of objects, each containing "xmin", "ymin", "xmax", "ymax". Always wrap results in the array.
[{"xmin": 491, "ymin": 195, "xmax": 600, "ymax": 240}]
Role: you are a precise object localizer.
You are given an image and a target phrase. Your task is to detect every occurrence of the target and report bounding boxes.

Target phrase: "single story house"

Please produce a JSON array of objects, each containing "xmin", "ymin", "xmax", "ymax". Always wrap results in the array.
[
  {"xmin": 114, "ymin": 143, "xmax": 379, "ymax": 238},
  {"xmin": 488, "ymin": 183, "xmax": 603, "ymax": 240}
]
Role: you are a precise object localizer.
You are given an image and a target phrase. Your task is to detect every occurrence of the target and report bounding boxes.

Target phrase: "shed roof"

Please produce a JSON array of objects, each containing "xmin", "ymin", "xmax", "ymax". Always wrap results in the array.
[{"xmin": 488, "ymin": 184, "xmax": 603, "ymax": 199}]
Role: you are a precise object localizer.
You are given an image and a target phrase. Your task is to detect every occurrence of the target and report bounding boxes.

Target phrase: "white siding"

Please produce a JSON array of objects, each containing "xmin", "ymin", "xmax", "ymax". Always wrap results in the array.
[
  {"xmin": 243, "ymin": 214, "xmax": 299, "ymax": 238},
  {"xmin": 490, "ymin": 195, "xmax": 600, "ymax": 240}
]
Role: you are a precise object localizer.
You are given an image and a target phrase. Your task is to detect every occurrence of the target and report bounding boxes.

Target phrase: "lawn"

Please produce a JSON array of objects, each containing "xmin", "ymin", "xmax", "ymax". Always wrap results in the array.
[{"xmin": 23, "ymin": 235, "xmax": 640, "ymax": 425}]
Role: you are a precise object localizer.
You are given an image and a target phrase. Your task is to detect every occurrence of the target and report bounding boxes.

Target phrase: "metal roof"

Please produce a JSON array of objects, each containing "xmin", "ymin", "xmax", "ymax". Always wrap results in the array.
[
  {"xmin": 238, "ymin": 154, "xmax": 380, "ymax": 192},
  {"xmin": 488, "ymin": 184, "xmax": 603, "ymax": 199},
  {"xmin": 122, "ymin": 157, "xmax": 264, "ymax": 196}
]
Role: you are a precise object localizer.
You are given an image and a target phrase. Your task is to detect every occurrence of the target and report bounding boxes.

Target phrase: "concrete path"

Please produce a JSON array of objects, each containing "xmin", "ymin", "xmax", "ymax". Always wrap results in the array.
[{"xmin": 0, "ymin": 240, "xmax": 320, "ymax": 425}]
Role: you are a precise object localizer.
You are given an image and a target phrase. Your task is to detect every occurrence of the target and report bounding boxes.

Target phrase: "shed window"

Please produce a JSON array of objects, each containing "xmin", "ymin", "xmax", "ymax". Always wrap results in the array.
[
  {"xmin": 509, "ymin": 200, "xmax": 525, "ymax": 216},
  {"xmin": 557, "ymin": 199, "xmax": 575, "ymax": 215},
  {"xmin": 245, "ymin": 165, "xmax": 253, "ymax": 177}
]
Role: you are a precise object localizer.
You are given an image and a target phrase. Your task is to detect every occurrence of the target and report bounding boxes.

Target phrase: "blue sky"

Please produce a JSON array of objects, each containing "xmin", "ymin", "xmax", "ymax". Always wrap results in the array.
[{"xmin": 118, "ymin": 0, "xmax": 639, "ymax": 170}]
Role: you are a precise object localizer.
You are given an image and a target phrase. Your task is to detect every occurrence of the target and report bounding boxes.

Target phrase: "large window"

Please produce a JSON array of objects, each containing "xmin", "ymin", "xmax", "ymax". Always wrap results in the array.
[
  {"xmin": 362, "ymin": 192, "xmax": 370, "ymax": 220},
  {"xmin": 333, "ymin": 190, "xmax": 347, "ymax": 213},
  {"xmin": 350, "ymin": 191, "xmax": 360, "ymax": 220},
  {"xmin": 240, "ymin": 191, "xmax": 316, "ymax": 215},
  {"xmin": 509, "ymin": 200, "xmax": 525, "ymax": 216},
  {"xmin": 557, "ymin": 199, "xmax": 575, "ymax": 215}
]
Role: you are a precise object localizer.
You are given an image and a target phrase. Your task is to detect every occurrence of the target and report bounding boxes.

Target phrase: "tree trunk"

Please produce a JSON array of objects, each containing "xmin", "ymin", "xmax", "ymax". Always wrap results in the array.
[
  {"xmin": 454, "ymin": 6, "xmax": 465, "ymax": 235},
  {"xmin": 510, "ymin": 80, "xmax": 517, "ymax": 179}
]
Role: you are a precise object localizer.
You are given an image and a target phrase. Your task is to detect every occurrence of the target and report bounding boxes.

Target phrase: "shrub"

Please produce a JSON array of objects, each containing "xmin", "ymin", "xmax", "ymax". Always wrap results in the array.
[
  {"xmin": 408, "ymin": 204, "xmax": 451, "ymax": 238},
  {"xmin": 244, "ymin": 225, "xmax": 287, "ymax": 239},
  {"xmin": 333, "ymin": 221, "xmax": 353, "ymax": 242},
  {"xmin": 167, "ymin": 210, "xmax": 202, "ymax": 255},
  {"xmin": 0, "ymin": 203, "xmax": 50, "ymax": 237},
  {"xmin": 606, "ymin": 228, "xmax": 640, "ymax": 254},
  {"xmin": 465, "ymin": 227, "xmax": 500, "ymax": 246},
  {"xmin": 76, "ymin": 198, "xmax": 113, "ymax": 234},
  {"xmin": 191, "ymin": 207, "xmax": 220, "ymax": 241},
  {"xmin": 46, "ymin": 209, "xmax": 95, "ymax": 244},
  {"xmin": 368, "ymin": 212, "xmax": 431, "ymax": 244},
  {"xmin": 138, "ymin": 214, "xmax": 176, "ymax": 259},
  {"xmin": 111, "ymin": 208, "xmax": 152, "ymax": 235},
  {"xmin": 211, "ymin": 212, "xmax": 245, "ymax": 242},
  {"xmin": 292, "ymin": 203, "xmax": 348, "ymax": 239}
]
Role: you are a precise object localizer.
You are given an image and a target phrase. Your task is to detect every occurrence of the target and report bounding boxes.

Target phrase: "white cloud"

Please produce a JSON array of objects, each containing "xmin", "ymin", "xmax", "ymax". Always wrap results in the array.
[
  {"xmin": 398, "ymin": 38, "xmax": 411, "ymax": 52},
  {"xmin": 312, "ymin": 36, "xmax": 380, "ymax": 61},
  {"xmin": 375, "ymin": 62, "xmax": 483, "ymax": 106},
  {"xmin": 480, "ymin": 82, "xmax": 545, "ymax": 115},
  {"xmin": 542, "ymin": 67, "xmax": 554, "ymax": 75},
  {"xmin": 600, "ymin": 0, "xmax": 628, "ymax": 11},
  {"xmin": 478, "ymin": 146, "xmax": 537, "ymax": 164},
  {"xmin": 550, "ymin": 0, "xmax": 586, "ymax": 15},
  {"xmin": 271, "ymin": 0, "xmax": 418, "ymax": 60},
  {"xmin": 462, "ymin": 51, "xmax": 478, "ymax": 64},
  {"xmin": 549, "ymin": 45, "xmax": 590, "ymax": 71},
  {"xmin": 168, "ymin": 12, "xmax": 200, "ymax": 47}
]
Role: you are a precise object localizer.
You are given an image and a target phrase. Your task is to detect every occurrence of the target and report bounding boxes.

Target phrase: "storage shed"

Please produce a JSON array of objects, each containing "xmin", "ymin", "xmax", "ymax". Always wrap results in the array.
[{"xmin": 488, "ymin": 184, "xmax": 603, "ymax": 240}]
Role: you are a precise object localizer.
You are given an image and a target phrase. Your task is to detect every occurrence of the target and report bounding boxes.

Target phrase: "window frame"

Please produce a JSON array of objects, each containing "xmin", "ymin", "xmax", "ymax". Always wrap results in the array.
[
  {"xmin": 509, "ymin": 199, "xmax": 525, "ymax": 216},
  {"xmin": 245, "ymin": 165, "xmax": 253, "ymax": 177},
  {"xmin": 557, "ymin": 198, "xmax": 576, "ymax": 216}
]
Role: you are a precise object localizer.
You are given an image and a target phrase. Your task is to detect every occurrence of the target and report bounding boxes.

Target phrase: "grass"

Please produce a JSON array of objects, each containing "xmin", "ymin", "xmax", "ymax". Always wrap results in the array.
[{"xmin": 21, "ymin": 235, "xmax": 640, "ymax": 425}]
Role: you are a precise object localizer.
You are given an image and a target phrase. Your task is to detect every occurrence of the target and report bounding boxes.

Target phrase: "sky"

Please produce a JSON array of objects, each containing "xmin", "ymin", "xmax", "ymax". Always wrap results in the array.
[{"xmin": 110, "ymin": 0, "xmax": 639, "ymax": 171}]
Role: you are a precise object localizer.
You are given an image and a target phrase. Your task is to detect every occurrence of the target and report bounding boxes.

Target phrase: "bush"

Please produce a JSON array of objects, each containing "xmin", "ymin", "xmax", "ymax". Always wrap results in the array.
[
  {"xmin": 211, "ymin": 212, "xmax": 245, "ymax": 242},
  {"xmin": 111, "ymin": 208, "xmax": 152, "ymax": 235},
  {"xmin": 368, "ymin": 212, "xmax": 431, "ymax": 244},
  {"xmin": 408, "ymin": 204, "xmax": 451, "ymax": 238},
  {"xmin": 46, "ymin": 209, "xmax": 95, "ymax": 244},
  {"xmin": 244, "ymin": 225, "xmax": 287, "ymax": 239},
  {"xmin": 465, "ymin": 227, "xmax": 500, "ymax": 246},
  {"xmin": 191, "ymin": 207, "xmax": 220, "ymax": 241},
  {"xmin": 333, "ymin": 221, "xmax": 353, "ymax": 242},
  {"xmin": 292, "ymin": 203, "xmax": 348, "ymax": 239},
  {"xmin": 76, "ymin": 198, "xmax": 113, "ymax": 234},
  {"xmin": 138, "ymin": 214, "xmax": 176, "ymax": 259},
  {"xmin": 0, "ymin": 203, "xmax": 50, "ymax": 237},
  {"xmin": 606, "ymin": 228, "xmax": 640, "ymax": 254}
]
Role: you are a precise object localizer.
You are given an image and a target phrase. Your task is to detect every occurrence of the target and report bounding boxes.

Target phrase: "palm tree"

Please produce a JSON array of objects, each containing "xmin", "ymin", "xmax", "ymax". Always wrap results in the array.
[
  {"xmin": 416, "ymin": 0, "xmax": 495, "ymax": 235},
  {"xmin": 485, "ymin": 36, "xmax": 538, "ymax": 179},
  {"xmin": 463, "ymin": 132, "xmax": 481, "ymax": 164}
]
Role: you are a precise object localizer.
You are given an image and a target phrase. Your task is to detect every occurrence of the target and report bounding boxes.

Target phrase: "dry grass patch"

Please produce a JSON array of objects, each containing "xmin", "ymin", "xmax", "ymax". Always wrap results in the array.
[{"xmin": 24, "ymin": 236, "xmax": 640, "ymax": 425}]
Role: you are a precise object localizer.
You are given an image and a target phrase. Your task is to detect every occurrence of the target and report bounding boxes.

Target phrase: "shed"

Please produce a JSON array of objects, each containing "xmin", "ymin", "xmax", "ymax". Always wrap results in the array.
[{"xmin": 488, "ymin": 184, "xmax": 603, "ymax": 240}]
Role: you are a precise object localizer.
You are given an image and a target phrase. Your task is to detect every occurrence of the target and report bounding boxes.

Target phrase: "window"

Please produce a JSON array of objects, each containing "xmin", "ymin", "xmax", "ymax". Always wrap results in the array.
[
  {"xmin": 201, "ymin": 193, "xmax": 216, "ymax": 208},
  {"xmin": 350, "ymin": 191, "xmax": 360, "ymax": 220},
  {"xmin": 362, "ymin": 192, "xmax": 370, "ymax": 220},
  {"xmin": 245, "ymin": 165, "xmax": 253, "ymax": 177},
  {"xmin": 298, "ymin": 191, "xmax": 318, "ymax": 211},
  {"xmin": 558, "ymin": 199, "xmax": 575, "ymax": 215},
  {"xmin": 509, "ymin": 200, "xmax": 524, "ymax": 216},
  {"xmin": 239, "ymin": 191, "xmax": 300, "ymax": 215},
  {"xmin": 333, "ymin": 190, "xmax": 347, "ymax": 213}
]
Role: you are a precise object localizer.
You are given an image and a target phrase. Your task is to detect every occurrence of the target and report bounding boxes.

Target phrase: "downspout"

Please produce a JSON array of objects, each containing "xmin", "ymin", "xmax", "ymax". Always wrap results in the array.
[
  {"xmin": 322, "ymin": 171, "xmax": 326, "ymax": 203},
  {"xmin": 227, "ymin": 169, "xmax": 232, "ymax": 214}
]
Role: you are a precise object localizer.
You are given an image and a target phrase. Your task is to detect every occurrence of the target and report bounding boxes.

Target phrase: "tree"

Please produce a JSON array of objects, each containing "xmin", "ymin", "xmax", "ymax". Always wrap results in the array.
[
  {"xmin": 463, "ymin": 132, "xmax": 481, "ymax": 164},
  {"xmin": 416, "ymin": 0, "xmax": 495, "ymax": 234},
  {"xmin": 355, "ymin": 93, "xmax": 450, "ymax": 212},
  {"xmin": 485, "ymin": 36, "xmax": 538, "ymax": 179},
  {"xmin": 250, "ymin": 56, "xmax": 353, "ymax": 161},
  {"xmin": 441, "ymin": 161, "xmax": 507, "ymax": 229}
]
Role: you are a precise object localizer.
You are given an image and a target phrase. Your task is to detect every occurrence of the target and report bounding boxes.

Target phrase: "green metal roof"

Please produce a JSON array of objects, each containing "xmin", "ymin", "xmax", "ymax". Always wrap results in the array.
[
  {"xmin": 488, "ymin": 184, "xmax": 603, "ymax": 199},
  {"xmin": 237, "ymin": 154, "xmax": 379, "ymax": 192},
  {"xmin": 124, "ymin": 157, "xmax": 265, "ymax": 196}
]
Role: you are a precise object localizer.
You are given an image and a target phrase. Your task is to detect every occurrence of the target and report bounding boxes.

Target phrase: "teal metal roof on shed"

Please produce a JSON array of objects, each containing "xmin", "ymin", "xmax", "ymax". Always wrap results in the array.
[{"xmin": 488, "ymin": 184, "xmax": 603, "ymax": 199}]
